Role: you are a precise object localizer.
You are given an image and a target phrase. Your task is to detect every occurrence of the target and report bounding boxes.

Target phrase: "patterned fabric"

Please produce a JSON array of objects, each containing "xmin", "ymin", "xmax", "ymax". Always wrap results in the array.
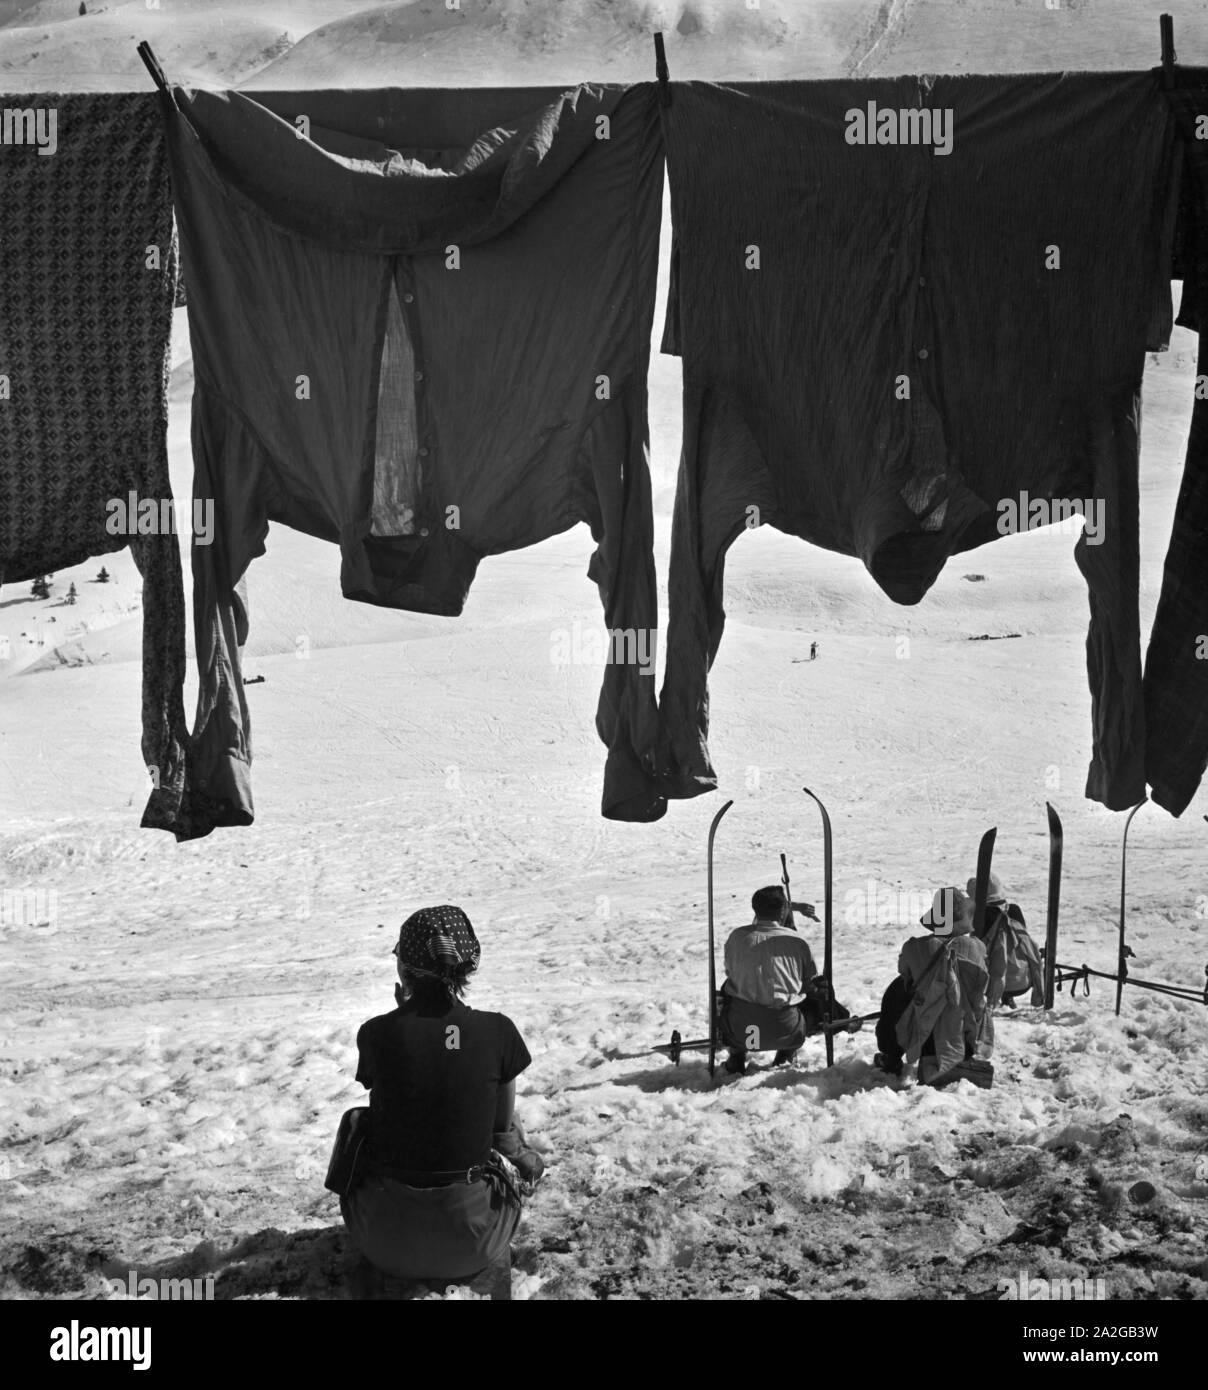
[
  {"xmin": 0, "ymin": 93, "xmax": 188, "ymax": 834},
  {"xmin": 394, "ymin": 905, "xmax": 481, "ymax": 974}
]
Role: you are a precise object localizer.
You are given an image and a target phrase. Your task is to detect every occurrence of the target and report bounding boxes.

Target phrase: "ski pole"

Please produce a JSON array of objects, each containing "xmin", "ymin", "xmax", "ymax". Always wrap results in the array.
[
  {"xmin": 1117, "ymin": 799, "xmax": 1146, "ymax": 1016},
  {"xmin": 821, "ymin": 1010, "xmax": 879, "ymax": 1035}
]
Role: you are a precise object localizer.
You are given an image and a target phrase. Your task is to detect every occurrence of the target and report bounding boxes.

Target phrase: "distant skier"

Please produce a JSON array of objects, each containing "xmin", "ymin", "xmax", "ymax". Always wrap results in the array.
[
  {"xmin": 874, "ymin": 887, "xmax": 994, "ymax": 1086},
  {"xmin": 967, "ymin": 873, "xmax": 1043, "ymax": 1009},
  {"xmin": 810, "ymin": 641, "xmax": 819, "ymax": 660},
  {"xmin": 337, "ymin": 905, "xmax": 545, "ymax": 1293},
  {"xmin": 720, "ymin": 885, "xmax": 856, "ymax": 1074}
]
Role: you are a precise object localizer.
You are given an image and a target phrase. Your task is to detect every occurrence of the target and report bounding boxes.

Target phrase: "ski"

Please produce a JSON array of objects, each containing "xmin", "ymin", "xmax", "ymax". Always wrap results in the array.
[
  {"xmin": 1117, "ymin": 799, "xmax": 1147, "ymax": 1016},
  {"xmin": 706, "ymin": 799, "xmax": 734, "ymax": 1078},
  {"xmin": 1042, "ymin": 802, "xmax": 1063, "ymax": 1009},
  {"xmin": 645, "ymin": 1011, "xmax": 880, "ymax": 1061},
  {"xmin": 971, "ymin": 826, "xmax": 998, "ymax": 938},
  {"xmin": 802, "ymin": 787, "xmax": 835, "ymax": 1067}
]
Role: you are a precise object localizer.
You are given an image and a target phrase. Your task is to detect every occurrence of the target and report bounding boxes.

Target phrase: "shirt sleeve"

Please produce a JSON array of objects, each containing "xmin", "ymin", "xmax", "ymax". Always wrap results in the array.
[
  {"xmin": 800, "ymin": 941, "xmax": 818, "ymax": 984},
  {"xmin": 498, "ymin": 1014, "xmax": 533, "ymax": 1084},
  {"xmin": 354, "ymin": 1022, "xmax": 373, "ymax": 1091}
]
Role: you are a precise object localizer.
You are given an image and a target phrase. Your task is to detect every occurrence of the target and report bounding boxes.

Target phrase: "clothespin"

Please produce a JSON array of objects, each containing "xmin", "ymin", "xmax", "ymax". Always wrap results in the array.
[
  {"xmin": 654, "ymin": 31, "xmax": 671, "ymax": 109},
  {"xmin": 136, "ymin": 40, "xmax": 170, "ymax": 97},
  {"xmin": 1160, "ymin": 13, "xmax": 1176, "ymax": 91}
]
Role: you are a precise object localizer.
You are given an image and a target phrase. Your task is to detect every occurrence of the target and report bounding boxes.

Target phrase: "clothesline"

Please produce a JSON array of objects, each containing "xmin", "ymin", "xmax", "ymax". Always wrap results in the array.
[{"xmin": 5, "ymin": 37, "xmax": 1208, "ymax": 839}]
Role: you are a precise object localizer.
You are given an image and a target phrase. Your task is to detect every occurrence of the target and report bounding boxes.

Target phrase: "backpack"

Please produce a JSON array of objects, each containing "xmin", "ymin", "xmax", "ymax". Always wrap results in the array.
[{"xmin": 981, "ymin": 904, "xmax": 1042, "ymax": 1000}]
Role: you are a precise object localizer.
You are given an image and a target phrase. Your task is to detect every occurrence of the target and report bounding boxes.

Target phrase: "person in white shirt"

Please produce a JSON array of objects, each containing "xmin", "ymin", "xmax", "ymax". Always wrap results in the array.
[{"xmin": 720, "ymin": 886, "xmax": 856, "ymax": 1074}]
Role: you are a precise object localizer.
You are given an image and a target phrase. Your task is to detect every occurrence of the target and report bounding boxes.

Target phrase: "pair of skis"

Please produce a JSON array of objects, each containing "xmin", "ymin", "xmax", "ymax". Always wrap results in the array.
[
  {"xmin": 704, "ymin": 788, "xmax": 835, "ymax": 1077},
  {"xmin": 970, "ymin": 802, "xmax": 1064, "ymax": 1010},
  {"xmin": 1049, "ymin": 797, "xmax": 1207, "ymax": 1013}
]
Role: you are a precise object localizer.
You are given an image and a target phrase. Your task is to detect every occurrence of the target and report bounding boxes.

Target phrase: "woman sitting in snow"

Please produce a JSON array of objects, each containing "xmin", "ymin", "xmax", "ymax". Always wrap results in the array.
[
  {"xmin": 339, "ymin": 904, "xmax": 544, "ymax": 1292},
  {"xmin": 966, "ymin": 873, "xmax": 1043, "ymax": 1009},
  {"xmin": 873, "ymin": 887, "xmax": 994, "ymax": 1087}
]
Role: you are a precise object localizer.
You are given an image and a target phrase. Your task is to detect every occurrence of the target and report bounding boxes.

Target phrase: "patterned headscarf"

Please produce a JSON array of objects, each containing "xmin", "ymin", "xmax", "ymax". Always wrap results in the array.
[{"xmin": 394, "ymin": 905, "xmax": 481, "ymax": 976}]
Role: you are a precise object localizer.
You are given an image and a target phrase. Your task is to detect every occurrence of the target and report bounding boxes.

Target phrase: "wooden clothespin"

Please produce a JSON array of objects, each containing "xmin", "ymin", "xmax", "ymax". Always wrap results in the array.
[
  {"xmin": 136, "ymin": 40, "xmax": 170, "ymax": 97},
  {"xmin": 654, "ymin": 31, "xmax": 671, "ymax": 108},
  {"xmin": 1160, "ymin": 13, "xmax": 1176, "ymax": 91}
]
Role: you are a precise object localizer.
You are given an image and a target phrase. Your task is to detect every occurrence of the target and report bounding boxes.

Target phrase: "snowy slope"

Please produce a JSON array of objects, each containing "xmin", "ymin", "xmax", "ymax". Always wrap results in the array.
[{"xmin": 2, "ymin": 0, "xmax": 1207, "ymax": 1302}]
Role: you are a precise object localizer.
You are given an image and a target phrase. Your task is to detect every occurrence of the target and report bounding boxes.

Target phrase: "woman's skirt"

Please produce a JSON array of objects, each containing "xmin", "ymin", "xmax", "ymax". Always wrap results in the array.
[{"xmin": 341, "ymin": 1165, "xmax": 522, "ymax": 1281}]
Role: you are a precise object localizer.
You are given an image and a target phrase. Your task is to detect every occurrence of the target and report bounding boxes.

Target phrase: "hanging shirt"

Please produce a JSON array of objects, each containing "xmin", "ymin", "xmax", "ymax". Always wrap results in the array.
[
  {"xmin": 0, "ymin": 93, "xmax": 187, "ymax": 833},
  {"xmin": 656, "ymin": 73, "xmax": 1179, "ymax": 816},
  {"xmin": 160, "ymin": 82, "xmax": 663, "ymax": 838},
  {"xmin": 1143, "ymin": 79, "xmax": 1208, "ymax": 817},
  {"xmin": 723, "ymin": 917, "xmax": 818, "ymax": 1007}
]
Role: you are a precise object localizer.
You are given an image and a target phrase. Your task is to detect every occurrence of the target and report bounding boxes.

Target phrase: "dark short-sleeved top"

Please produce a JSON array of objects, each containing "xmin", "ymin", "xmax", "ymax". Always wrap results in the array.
[{"xmin": 355, "ymin": 998, "xmax": 531, "ymax": 1172}]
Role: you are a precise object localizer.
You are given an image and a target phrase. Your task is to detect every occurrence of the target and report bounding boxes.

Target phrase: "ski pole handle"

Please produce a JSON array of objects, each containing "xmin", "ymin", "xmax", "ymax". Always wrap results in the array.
[{"xmin": 780, "ymin": 853, "xmax": 794, "ymax": 928}]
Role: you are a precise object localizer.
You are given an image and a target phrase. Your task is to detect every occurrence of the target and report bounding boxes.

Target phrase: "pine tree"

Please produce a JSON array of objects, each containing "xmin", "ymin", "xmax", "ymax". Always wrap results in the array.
[
  {"xmin": 31, "ymin": 575, "xmax": 49, "ymax": 599},
  {"xmin": 66, "ymin": 583, "xmax": 78, "ymax": 605},
  {"xmin": 97, "ymin": 566, "xmax": 110, "ymax": 584}
]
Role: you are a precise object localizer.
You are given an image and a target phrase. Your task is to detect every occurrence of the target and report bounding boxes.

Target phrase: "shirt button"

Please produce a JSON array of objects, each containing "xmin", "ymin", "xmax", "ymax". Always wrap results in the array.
[
  {"xmin": 918, "ymin": 276, "xmax": 926, "ymax": 287},
  {"xmin": 917, "ymin": 348, "xmax": 929, "ymax": 360},
  {"xmin": 418, "ymin": 446, "xmax": 429, "ymax": 458},
  {"xmin": 402, "ymin": 292, "xmax": 415, "ymax": 304},
  {"xmin": 420, "ymin": 527, "xmax": 430, "ymax": 537},
  {"xmin": 414, "ymin": 370, "xmax": 424, "ymax": 382}
]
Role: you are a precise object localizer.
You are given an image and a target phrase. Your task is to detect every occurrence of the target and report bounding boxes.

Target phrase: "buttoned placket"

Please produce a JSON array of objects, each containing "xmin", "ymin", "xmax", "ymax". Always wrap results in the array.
[
  {"xmin": 394, "ymin": 257, "xmax": 432, "ymax": 539},
  {"xmin": 904, "ymin": 82, "xmax": 946, "ymax": 508}
]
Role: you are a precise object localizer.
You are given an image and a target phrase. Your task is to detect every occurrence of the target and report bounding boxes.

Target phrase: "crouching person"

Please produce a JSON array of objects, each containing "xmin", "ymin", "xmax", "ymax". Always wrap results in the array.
[
  {"xmin": 721, "ymin": 885, "xmax": 858, "ymax": 1074},
  {"xmin": 874, "ymin": 887, "xmax": 994, "ymax": 1088},
  {"xmin": 338, "ymin": 905, "xmax": 544, "ymax": 1294}
]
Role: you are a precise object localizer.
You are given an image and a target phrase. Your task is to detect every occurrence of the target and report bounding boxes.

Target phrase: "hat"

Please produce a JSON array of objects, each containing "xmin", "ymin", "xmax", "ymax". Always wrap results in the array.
[
  {"xmin": 920, "ymin": 887, "xmax": 972, "ymax": 936},
  {"xmin": 394, "ymin": 905, "xmax": 481, "ymax": 975},
  {"xmin": 965, "ymin": 873, "xmax": 1005, "ymax": 904}
]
